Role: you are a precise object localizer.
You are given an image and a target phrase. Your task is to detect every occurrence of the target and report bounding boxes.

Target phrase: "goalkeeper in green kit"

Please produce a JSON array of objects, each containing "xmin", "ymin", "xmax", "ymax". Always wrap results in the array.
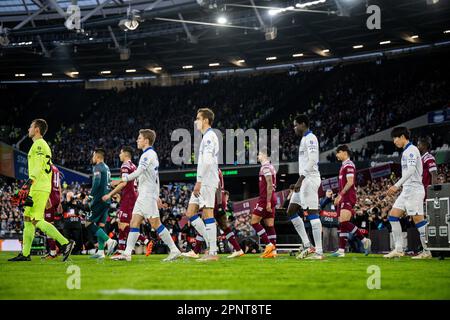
[{"xmin": 9, "ymin": 119, "xmax": 75, "ymax": 262}]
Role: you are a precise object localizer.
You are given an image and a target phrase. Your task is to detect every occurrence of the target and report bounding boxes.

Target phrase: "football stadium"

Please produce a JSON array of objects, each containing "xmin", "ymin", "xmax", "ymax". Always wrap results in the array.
[{"xmin": 1, "ymin": 0, "xmax": 450, "ymax": 306}]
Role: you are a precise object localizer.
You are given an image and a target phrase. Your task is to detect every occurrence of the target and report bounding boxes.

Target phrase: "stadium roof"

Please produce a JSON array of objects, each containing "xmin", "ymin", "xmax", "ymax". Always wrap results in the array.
[{"xmin": 0, "ymin": 0, "xmax": 449, "ymax": 79}]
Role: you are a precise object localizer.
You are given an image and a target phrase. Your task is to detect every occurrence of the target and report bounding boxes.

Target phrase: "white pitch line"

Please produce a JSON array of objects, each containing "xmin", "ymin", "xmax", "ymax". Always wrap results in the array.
[{"xmin": 99, "ymin": 289, "xmax": 239, "ymax": 296}]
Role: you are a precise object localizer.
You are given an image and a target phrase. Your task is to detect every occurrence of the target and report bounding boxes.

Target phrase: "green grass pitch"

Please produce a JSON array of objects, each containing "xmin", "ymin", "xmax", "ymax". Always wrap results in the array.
[{"xmin": 1, "ymin": 252, "xmax": 450, "ymax": 300}]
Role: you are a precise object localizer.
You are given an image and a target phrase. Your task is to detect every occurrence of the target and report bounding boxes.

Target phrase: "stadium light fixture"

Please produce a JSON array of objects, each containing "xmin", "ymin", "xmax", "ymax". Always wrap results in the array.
[
  {"xmin": 89, "ymin": 37, "xmax": 94, "ymax": 41},
  {"xmin": 217, "ymin": 16, "xmax": 228, "ymax": 24},
  {"xmin": 71, "ymin": 71, "xmax": 79, "ymax": 75},
  {"xmin": 182, "ymin": 65, "xmax": 193, "ymax": 69},
  {"xmin": 353, "ymin": 44, "xmax": 363, "ymax": 49},
  {"xmin": 15, "ymin": 73, "xmax": 25, "ymax": 77},
  {"xmin": 295, "ymin": 0, "xmax": 326, "ymax": 9},
  {"xmin": 444, "ymin": 30, "xmax": 450, "ymax": 34},
  {"xmin": 118, "ymin": 7, "xmax": 143, "ymax": 31},
  {"xmin": 411, "ymin": 35, "xmax": 419, "ymax": 39},
  {"xmin": 380, "ymin": 40, "xmax": 391, "ymax": 45},
  {"xmin": 209, "ymin": 63, "xmax": 220, "ymax": 67},
  {"xmin": 292, "ymin": 53, "xmax": 304, "ymax": 57},
  {"xmin": 322, "ymin": 49, "xmax": 330, "ymax": 53},
  {"xmin": 153, "ymin": 67, "xmax": 162, "ymax": 71},
  {"xmin": 268, "ymin": 9, "xmax": 283, "ymax": 16},
  {"xmin": 237, "ymin": 59, "xmax": 245, "ymax": 63},
  {"xmin": 100, "ymin": 70, "xmax": 111, "ymax": 75},
  {"xmin": 126, "ymin": 69, "xmax": 137, "ymax": 73},
  {"xmin": 42, "ymin": 73, "xmax": 53, "ymax": 77},
  {"xmin": 266, "ymin": 56, "xmax": 277, "ymax": 61}
]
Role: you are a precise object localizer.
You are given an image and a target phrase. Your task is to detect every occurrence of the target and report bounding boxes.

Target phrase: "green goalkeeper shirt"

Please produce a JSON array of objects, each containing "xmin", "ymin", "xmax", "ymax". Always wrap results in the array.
[{"xmin": 28, "ymin": 138, "xmax": 52, "ymax": 193}]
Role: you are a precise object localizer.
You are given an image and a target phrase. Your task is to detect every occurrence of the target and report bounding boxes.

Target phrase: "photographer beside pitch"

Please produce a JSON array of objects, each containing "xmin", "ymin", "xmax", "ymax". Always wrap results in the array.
[{"xmin": 9, "ymin": 119, "xmax": 75, "ymax": 262}]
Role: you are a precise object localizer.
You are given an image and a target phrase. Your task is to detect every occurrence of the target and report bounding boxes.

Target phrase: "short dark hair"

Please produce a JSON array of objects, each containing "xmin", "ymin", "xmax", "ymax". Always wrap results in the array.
[
  {"xmin": 121, "ymin": 146, "xmax": 134, "ymax": 157},
  {"xmin": 391, "ymin": 127, "xmax": 410, "ymax": 139},
  {"xmin": 32, "ymin": 119, "xmax": 48, "ymax": 136},
  {"xmin": 336, "ymin": 144, "xmax": 352, "ymax": 157},
  {"xmin": 197, "ymin": 108, "xmax": 215, "ymax": 126},
  {"xmin": 139, "ymin": 129, "xmax": 156, "ymax": 146},
  {"xmin": 94, "ymin": 148, "xmax": 106, "ymax": 159},
  {"xmin": 418, "ymin": 136, "xmax": 431, "ymax": 150},
  {"xmin": 224, "ymin": 190, "xmax": 230, "ymax": 197},
  {"xmin": 295, "ymin": 114, "xmax": 310, "ymax": 127}
]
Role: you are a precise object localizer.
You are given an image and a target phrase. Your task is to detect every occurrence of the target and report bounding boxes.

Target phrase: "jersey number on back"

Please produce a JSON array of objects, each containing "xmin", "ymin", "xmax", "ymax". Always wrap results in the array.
[{"xmin": 45, "ymin": 155, "xmax": 52, "ymax": 174}]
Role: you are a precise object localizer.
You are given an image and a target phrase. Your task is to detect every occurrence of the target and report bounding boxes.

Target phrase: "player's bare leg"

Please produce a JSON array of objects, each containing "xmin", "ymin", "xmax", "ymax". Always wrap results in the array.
[
  {"xmin": 287, "ymin": 203, "xmax": 314, "ymax": 259},
  {"xmin": 331, "ymin": 210, "xmax": 371, "ymax": 258},
  {"xmin": 411, "ymin": 215, "xmax": 432, "ymax": 259},
  {"xmin": 148, "ymin": 217, "xmax": 181, "ymax": 262},
  {"xmin": 216, "ymin": 214, "xmax": 244, "ymax": 258},
  {"xmin": 197, "ymin": 208, "xmax": 219, "ymax": 261},
  {"xmin": 384, "ymin": 208, "xmax": 405, "ymax": 258}
]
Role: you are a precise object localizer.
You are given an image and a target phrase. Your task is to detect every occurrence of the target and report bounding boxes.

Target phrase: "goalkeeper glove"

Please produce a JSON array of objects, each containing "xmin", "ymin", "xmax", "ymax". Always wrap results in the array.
[{"xmin": 11, "ymin": 179, "xmax": 34, "ymax": 207}]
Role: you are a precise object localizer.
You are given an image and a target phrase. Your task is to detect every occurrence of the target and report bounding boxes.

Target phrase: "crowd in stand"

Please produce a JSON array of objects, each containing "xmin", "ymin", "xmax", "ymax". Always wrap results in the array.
[
  {"xmin": 0, "ymin": 180, "xmax": 22, "ymax": 237},
  {"xmin": 2, "ymin": 53, "xmax": 448, "ymax": 172}
]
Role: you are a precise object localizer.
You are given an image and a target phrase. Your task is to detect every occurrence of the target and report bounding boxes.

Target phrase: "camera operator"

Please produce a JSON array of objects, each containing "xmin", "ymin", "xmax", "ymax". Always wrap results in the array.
[
  {"xmin": 319, "ymin": 189, "xmax": 339, "ymax": 252},
  {"xmin": 61, "ymin": 191, "xmax": 88, "ymax": 254}
]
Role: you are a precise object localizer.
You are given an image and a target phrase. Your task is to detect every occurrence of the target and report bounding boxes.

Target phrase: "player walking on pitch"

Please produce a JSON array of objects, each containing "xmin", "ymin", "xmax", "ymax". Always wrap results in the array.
[
  {"xmin": 330, "ymin": 145, "xmax": 371, "ymax": 257},
  {"xmin": 111, "ymin": 129, "xmax": 181, "ymax": 262},
  {"xmin": 183, "ymin": 169, "xmax": 244, "ymax": 259},
  {"xmin": 9, "ymin": 119, "xmax": 74, "ymax": 262},
  {"xmin": 385, "ymin": 127, "xmax": 430, "ymax": 259},
  {"xmin": 251, "ymin": 149, "xmax": 278, "ymax": 258},
  {"xmin": 102, "ymin": 146, "xmax": 152, "ymax": 256},
  {"xmin": 185, "ymin": 108, "xmax": 221, "ymax": 261},
  {"xmin": 286, "ymin": 114, "xmax": 324, "ymax": 260},
  {"xmin": 86, "ymin": 148, "xmax": 117, "ymax": 259}
]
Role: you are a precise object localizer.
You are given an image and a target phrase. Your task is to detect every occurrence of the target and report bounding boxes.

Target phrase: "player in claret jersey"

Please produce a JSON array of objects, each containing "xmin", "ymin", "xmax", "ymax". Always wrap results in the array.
[
  {"xmin": 330, "ymin": 145, "xmax": 371, "ymax": 258},
  {"xmin": 251, "ymin": 149, "xmax": 278, "ymax": 258},
  {"xmin": 418, "ymin": 137, "xmax": 438, "ymax": 199},
  {"xmin": 42, "ymin": 164, "xmax": 63, "ymax": 259}
]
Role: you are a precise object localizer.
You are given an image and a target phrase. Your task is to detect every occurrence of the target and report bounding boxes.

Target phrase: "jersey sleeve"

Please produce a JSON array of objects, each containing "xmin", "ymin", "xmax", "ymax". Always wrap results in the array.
[
  {"xmin": 395, "ymin": 148, "xmax": 420, "ymax": 188},
  {"xmin": 262, "ymin": 166, "xmax": 272, "ymax": 176},
  {"xmin": 304, "ymin": 135, "xmax": 319, "ymax": 172},
  {"xmin": 91, "ymin": 166, "xmax": 101, "ymax": 194},
  {"xmin": 121, "ymin": 165, "xmax": 131, "ymax": 180},
  {"xmin": 425, "ymin": 158, "xmax": 437, "ymax": 173},
  {"xmin": 29, "ymin": 141, "xmax": 48, "ymax": 181},
  {"xmin": 202, "ymin": 133, "xmax": 218, "ymax": 157},
  {"xmin": 345, "ymin": 165, "xmax": 355, "ymax": 178}
]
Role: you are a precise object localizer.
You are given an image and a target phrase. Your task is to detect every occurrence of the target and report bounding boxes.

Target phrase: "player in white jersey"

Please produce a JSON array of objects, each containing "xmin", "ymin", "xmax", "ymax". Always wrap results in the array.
[
  {"xmin": 286, "ymin": 114, "xmax": 324, "ymax": 260},
  {"xmin": 384, "ymin": 127, "xmax": 430, "ymax": 259},
  {"xmin": 111, "ymin": 129, "xmax": 181, "ymax": 262},
  {"xmin": 185, "ymin": 108, "xmax": 220, "ymax": 261}
]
